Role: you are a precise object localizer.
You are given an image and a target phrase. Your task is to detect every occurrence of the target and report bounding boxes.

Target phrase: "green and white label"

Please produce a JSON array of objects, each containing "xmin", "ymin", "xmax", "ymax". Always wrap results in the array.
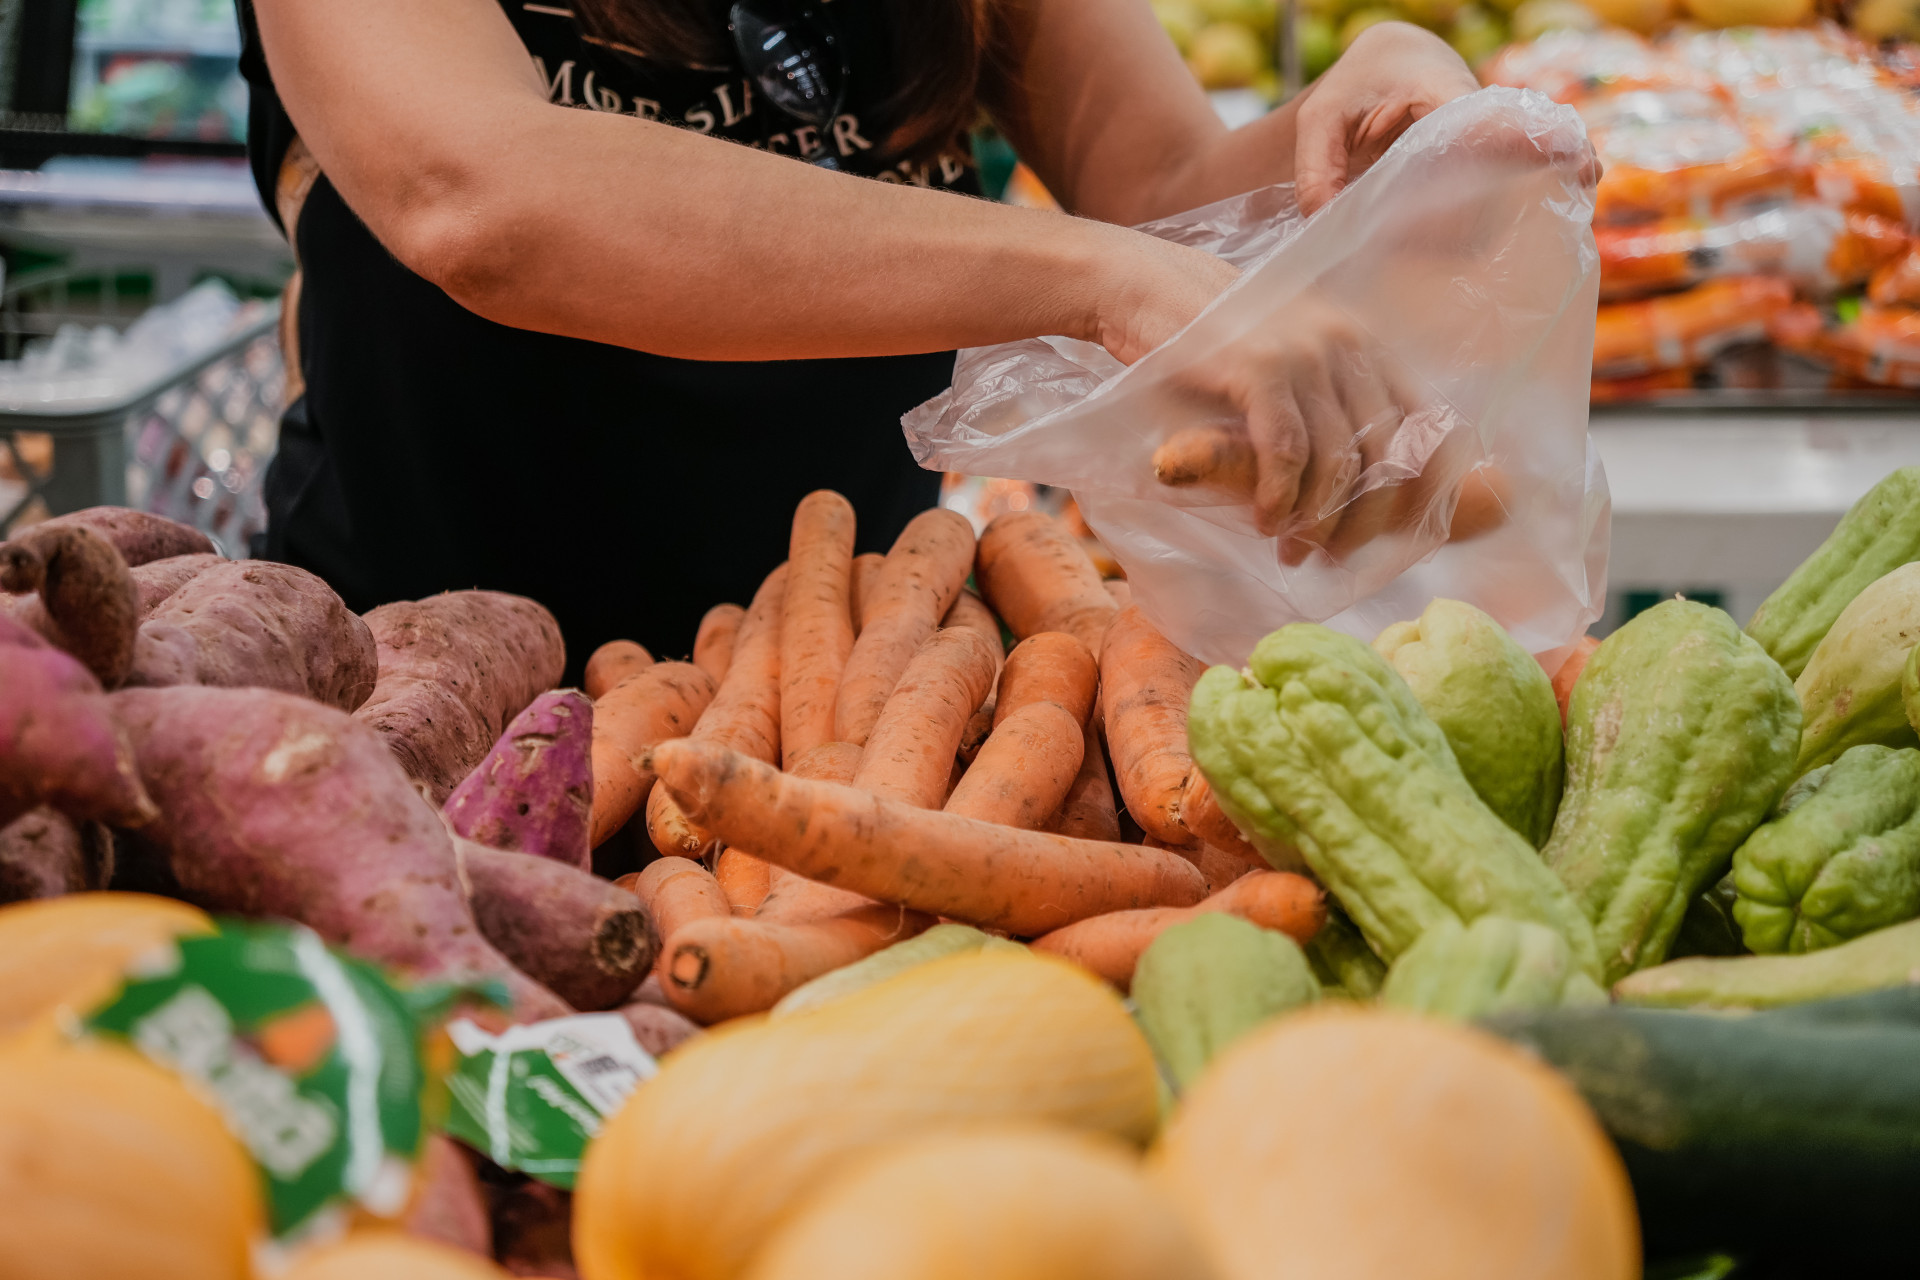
[
  {"xmin": 443, "ymin": 1013, "xmax": 656, "ymax": 1188},
  {"xmin": 82, "ymin": 920, "xmax": 429, "ymax": 1253}
]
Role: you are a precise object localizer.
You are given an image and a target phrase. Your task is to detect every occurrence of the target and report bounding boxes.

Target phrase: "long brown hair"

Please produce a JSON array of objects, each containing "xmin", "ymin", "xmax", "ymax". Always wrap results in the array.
[{"xmin": 571, "ymin": 0, "xmax": 997, "ymax": 163}]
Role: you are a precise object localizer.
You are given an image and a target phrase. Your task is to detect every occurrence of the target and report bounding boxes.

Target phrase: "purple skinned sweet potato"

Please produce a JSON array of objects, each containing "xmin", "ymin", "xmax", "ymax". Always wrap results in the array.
[
  {"xmin": 616, "ymin": 1000, "xmax": 702, "ymax": 1058},
  {"xmin": 0, "ymin": 613, "xmax": 156, "ymax": 829},
  {"xmin": 109, "ymin": 684, "xmax": 569, "ymax": 1021},
  {"xmin": 443, "ymin": 689, "xmax": 593, "ymax": 869},
  {"xmin": 453, "ymin": 835, "xmax": 656, "ymax": 1012},
  {"xmin": 133, "ymin": 553, "xmax": 226, "ymax": 617},
  {"xmin": 34, "ymin": 506, "xmax": 214, "ymax": 566},
  {"xmin": 0, "ymin": 806, "xmax": 112, "ymax": 903},
  {"xmin": 356, "ymin": 592, "xmax": 566, "ymax": 804},
  {"xmin": 126, "ymin": 560, "xmax": 379, "ymax": 712},
  {"xmin": 1, "ymin": 522, "xmax": 138, "ymax": 686}
]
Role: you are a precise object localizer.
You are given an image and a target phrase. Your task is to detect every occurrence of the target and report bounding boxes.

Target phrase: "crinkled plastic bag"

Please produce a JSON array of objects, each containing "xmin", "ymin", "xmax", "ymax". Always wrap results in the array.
[{"xmin": 903, "ymin": 88, "xmax": 1608, "ymax": 667}]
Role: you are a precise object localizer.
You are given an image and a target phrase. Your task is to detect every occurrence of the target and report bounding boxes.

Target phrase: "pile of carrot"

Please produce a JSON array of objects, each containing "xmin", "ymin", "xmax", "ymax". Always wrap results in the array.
[{"xmin": 579, "ymin": 493, "xmax": 1324, "ymax": 1025}]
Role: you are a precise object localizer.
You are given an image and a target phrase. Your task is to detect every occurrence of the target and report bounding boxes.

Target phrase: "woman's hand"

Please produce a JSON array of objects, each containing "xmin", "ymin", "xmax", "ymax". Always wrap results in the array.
[{"xmin": 1292, "ymin": 22, "xmax": 1482, "ymax": 216}]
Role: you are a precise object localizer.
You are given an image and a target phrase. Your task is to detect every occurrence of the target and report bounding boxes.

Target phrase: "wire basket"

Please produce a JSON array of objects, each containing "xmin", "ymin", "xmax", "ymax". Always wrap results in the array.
[{"xmin": 0, "ymin": 266, "xmax": 286, "ymax": 555}]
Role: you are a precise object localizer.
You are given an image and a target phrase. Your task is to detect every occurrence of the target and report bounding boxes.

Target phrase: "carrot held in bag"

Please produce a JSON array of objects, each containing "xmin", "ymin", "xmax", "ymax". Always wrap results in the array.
[
  {"xmin": 649, "ymin": 739, "xmax": 1206, "ymax": 936},
  {"xmin": 780, "ymin": 490, "xmax": 856, "ymax": 765},
  {"xmin": 833, "ymin": 509, "xmax": 976, "ymax": 747}
]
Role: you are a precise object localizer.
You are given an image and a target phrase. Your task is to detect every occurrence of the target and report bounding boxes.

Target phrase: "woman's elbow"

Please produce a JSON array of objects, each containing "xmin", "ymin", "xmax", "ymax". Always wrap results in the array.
[{"xmin": 380, "ymin": 188, "xmax": 524, "ymax": 315}]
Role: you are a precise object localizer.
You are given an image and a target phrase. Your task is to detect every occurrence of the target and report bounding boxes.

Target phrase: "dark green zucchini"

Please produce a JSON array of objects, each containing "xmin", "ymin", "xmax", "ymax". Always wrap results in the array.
[{"xmin": 1484, "ymin": 988, "xmax": 1920, "ymax": 1263}]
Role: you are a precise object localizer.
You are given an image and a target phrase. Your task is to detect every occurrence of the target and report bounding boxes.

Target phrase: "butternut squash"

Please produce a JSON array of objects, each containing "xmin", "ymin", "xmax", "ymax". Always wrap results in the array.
[
  {"xmin": 0, "ymin": 1035, "xmax": 260, "ymax": 1280},
  {"xmin": 0, "ymin": 892, "xmax": 211, "ymax": 1036},
  {"xmin": 744, "ymin": 1126, "xmax": 1214, "ymax": 1280},
  {"xmin": 281, "ymin": 1230, "xmax": 514, "ymax": 1280},
  {"xmin": 1152, "ymin": 1008, "xmax": 1638, "ymax": 1280},
  {"xmin": 575, "ymin": 950, "xmax": 1159, "ymax": 1280}
]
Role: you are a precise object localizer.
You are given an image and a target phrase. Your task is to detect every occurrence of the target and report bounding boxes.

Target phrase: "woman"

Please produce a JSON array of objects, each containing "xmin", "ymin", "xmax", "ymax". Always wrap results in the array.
[{"xmin": 239, "ymin": 0, "xmax": 1479, "ymax": 674}]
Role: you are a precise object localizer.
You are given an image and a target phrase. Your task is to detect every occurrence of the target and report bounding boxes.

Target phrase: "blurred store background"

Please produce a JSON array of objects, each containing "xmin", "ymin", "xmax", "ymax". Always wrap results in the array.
[{"xmin": 4, "ymin": 0, "xmax": 1920, "ymax": 628}]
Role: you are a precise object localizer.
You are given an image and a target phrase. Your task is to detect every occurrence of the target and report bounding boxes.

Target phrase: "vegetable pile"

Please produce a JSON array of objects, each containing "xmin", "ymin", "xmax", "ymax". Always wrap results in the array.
[{"xmin": 4, "ymin": 478, "xmax": 1920, "ymax": 1278}]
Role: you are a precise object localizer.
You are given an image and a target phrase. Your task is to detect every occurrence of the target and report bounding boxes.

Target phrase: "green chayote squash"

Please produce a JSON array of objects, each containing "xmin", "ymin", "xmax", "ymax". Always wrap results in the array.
[
  {"xmin": 1372, "ymin": 599, "xmax": 1564, "ymax": 847},
  {"xmin": 1615, "ymin": 916, "xmax": 1920, "ymax": 1009},
  {"xmin": 1747, "ymin": 465, "xmax": 1920, "ymax": 679},
  {"xmin": 1189, "ymin": 624, "xmax": 1598, "ymax": 976},
  {"xmin": 1794, "ymin": 563, "xmax": 1920, "ymax": 776},
  {"xmin": 1381, "ymin": 915, "xmax": 1606, "ymax": 1020},
  {"xmin": 1131, "ymin": 913, "xmax": 1318, "ymax": 1091},
  {"xmin": 1544, "ymin": 599, "xmax": 1801, "ymax": 985},
  {"xmin": 1303, "ymin": 902, "xmax": 1387, "ymax": 1000},
  {"xmin": 1729, "ymin": 744, "xmax": 1920, "ymax": 955}
]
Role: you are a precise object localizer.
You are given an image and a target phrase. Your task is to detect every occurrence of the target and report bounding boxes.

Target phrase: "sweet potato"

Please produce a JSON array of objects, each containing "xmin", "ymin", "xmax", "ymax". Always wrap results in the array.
[
  {"xmin": 489, "ymin": 1178, "xmax": 578, "ymax": 1280},
  {"xmin": 0, "ymin": 614, "xmax": 155, "ymax": 829},
  {"xmin": 401, "ymin": 1135, "xmax": 492, "ymax": 1259},
  {"xmin": 587, "ymin": 663, "xmax": 716, "ymax": 847},
  {"xmin": 31, "ymin": 506, "xmax": 213, "ymax": 566},
  {"xmin": 0, "ymin": 807, "xmax": 111, "ymax": 903},
  {"xmin": 110, "ymin": 684, "xmax": 568, "ymax": 1020},
  {"xmin": 454, "ymin": 838, "xmax": 656, "ymax": 1012},
  {"xmin": 355, "ymin": 591, "xmax": 566, "ymax": 803},
  {"xmin": 132, "ymin": 553, "xmax": 225, "ymax": 617},
  {"xmin": 616, "ymin": 1000, "xmax": 703, "ymax": 1057},
  {"xmin": 1, "ymin": 522, "xmax": 137, "ymax": 685},
  {"xmin": 129, "ymin": 560, "xmax": 379, "ymax": 713},
  {"xmin": 443, "ymin": 690, "xmax": 593, "ymax": 869}
]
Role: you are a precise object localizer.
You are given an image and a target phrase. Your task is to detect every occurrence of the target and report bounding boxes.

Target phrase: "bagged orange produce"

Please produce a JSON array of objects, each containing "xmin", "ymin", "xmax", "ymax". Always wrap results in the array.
[
  {"xmin": 1596, "ymin": 204, "xmax": 1908, "ymax": 298},
  {"xmin": 1593, "ymin": 277, "xmax": 1796, "ymax": 377}
]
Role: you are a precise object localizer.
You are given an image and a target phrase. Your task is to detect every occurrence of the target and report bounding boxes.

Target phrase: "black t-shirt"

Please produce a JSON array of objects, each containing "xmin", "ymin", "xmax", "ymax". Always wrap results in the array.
[{"xmin": 237, "ymin": 0, "xmax": 977, "ymax": 679}]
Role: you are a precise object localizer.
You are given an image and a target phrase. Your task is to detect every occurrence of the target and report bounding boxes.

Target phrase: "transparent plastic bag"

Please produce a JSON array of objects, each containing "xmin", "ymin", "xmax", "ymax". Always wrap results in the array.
[{"xmin": 903, "ymin": 88, "xmax": 1608, "ymax": 667}]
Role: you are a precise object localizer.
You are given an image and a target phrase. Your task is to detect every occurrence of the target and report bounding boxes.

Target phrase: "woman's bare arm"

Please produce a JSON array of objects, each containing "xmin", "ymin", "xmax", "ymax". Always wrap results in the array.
[{"xmin": 251, "ymin": 0, "xmax": 1231, "ymax": 363}]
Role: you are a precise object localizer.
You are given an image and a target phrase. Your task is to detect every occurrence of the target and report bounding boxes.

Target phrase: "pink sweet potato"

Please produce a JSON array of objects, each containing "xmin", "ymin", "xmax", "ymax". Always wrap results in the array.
[
  {"xmin": 133, "ymin": 553, "xmax": 226, "ymax": 617},
  {"xmin": 128, "ymin": 560, "xmax": 378, "ymax": 712},
  {"xmin": 454, "ymin": 837, "xmax": 656, "ymax": 1012},
  {"xmin": 0, "ymin": 807, "xmax": 112, "ymax": 903},
  {"xmin": 400, "ymin": 1135, "xmax": 492, "ymax": 1259},
  {"xmin": 616, "ymin": 1000, "xmax": 702, "ymax": 1058},
  {"xmin": 32, "ymin": 506, "xmax": 214, "ymax": 566},
  {"xmin": 1, "ymin": 521, "xmax": 138, "ymax": 685},
  {"xmin": 355, "ymin": 592, "xmax": 566, "ymax": 804},
  {"xmin": 443, "ymin": 690, "xmax": 593, "ymax": 869},
  {"xmin": 110, "ymin": 684, "xmax": 568, "ymax": 1020},
  {"xmin": 0, "ymin": 614, "xmax": 155, "ymax": 829}
]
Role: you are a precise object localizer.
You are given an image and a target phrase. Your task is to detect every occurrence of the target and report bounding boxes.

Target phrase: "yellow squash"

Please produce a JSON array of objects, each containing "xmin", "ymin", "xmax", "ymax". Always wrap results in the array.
[
  {"xmin": 0, "ymin": 892, "xmax": 211, "ymax": 1037},
  {"xmin": 745, "ymin": 1125, "xmax": 1214, "ymax": 1280},
  {"xmin": 0, "ymin": 1035, "xmax": 260, "ymax": 1280},
  {"xmin": 575, "ymin": 950, "xmax": 1160, "ymax": 1280},
  {"xmin": 1153, "ymin": 1007, "xmax": 1639, "ymax": 1280}
]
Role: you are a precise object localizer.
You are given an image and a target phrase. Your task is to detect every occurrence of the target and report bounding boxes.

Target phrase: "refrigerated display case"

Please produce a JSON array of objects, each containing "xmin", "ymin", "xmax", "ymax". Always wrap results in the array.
[{"xmin": 66, "ymin": 0, "xmax": 247, "ymax": 144}]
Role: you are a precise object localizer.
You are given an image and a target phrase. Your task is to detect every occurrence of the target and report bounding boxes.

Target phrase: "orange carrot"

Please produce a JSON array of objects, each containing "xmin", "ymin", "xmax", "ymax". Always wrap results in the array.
[
  {"xmin": 1179, "ymin": 768, "xmax": 1265, "ymax": 867},
  {"xmin": 958, "ymin": 692, "xmax": 997, "ymax": 764},
  {"xmin": 1100, "ymin": 605, "xmax": 1203, "ymax": 848},
  {"xmin": 941, "ymin": 588, "xmax": 1005, "ymax": 675},
  {"xmin": 584, "ymin": 640, "xmax": 653, "ymax": 700},
  {"xmin": 713, "ymin": 847, "xmax": 772, "ymax": 917},
  {"xmin": 1190, "ymin": 840, "xmax": 1268, "ymax": 895},
  {"xmin": 833, "ymin": 509, "xmax": 977, "ymax": 746},
  {"xmin": 1049, "ymin": 725, "xmax": 1120, "ymax": 843},
  {"xmin": 647, "ymin": 567, "xmax": 787, "ymax": 857},
  {"xmin": 658, "ymin": 903, "xmax": 929, "ymax": 1024},
  {"xmin": 651, "ymin": 738, "xmax": 1207, "ymax": 935},
  {"xmin": 693, "ymin": 603, "xmax": 745, "ymax": 684},
  {"xmin": 848, "ymin": 552, "xmax": 885, "ymax": 634},
  {"xmin": 588, "ymin": 662, "xmax": 717, "ymax": 847},
  {"xmin": 1551, "ymin": 634, "xmax": 1601, "ymax": 726},
  {"xmin": 780, "ymin": 491, "xmax": 857, "ymax": 766},
  {"xmin": 974, "ymin": 510, "xmax": 1117, "ymax": 655},
  {"xmin": 1029, "ymin": 870, "xmax": 1326, "ymax": 990},
  {"xmin": 944, "ymin": 699, "xmax": 1084, "ymax": 830},
  {"xmin": 994, "ymin": 631, "xmax": 1098, "ymax": 728},
  {"xmin": 852, "ymin": 627, "xmax": 1000, "ymax": 809},
  {"xmin": 620, "ymin": 856, "xmax": 730, "ymax": 955}
]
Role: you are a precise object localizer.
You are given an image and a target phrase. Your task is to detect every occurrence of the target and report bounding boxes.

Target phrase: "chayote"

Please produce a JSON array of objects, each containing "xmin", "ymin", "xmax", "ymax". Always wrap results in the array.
[
  {"xmin": 1614, "ymin": 916, "xmax": 1920, "ymax": 1009},
  {"xmin": 1189, "ymin": 624, "xmax": 1598, "ymax": 976},
  {"xmin": 1747, "ymin": 465, "xmax": 1920, "ymax": 679},
  {"xmin": 1730, "ymin": 744, "xmax": 1920, "ymax": 955},
  {"xmin": 1668, "ymin": 874, "xmax": 1747, "ymax": 960},
  {"xmin": 1372, "ymin": 599, "xmax": 1564, "ymax": 848},
  {"xmin": 1132, "ymin": 913, "xmax": 1318, "ymax": 1091},
  {"xmin": 1793, "ymin": 562, "xmax": 1920, "ymax": 776},
  {"xmin": 1303, "ymin": 902, "xmax": 1388, "ymax": 1000},
  {"xmin": 1905, "ymin": 642, "xmax": 1920, "ymax": 740},
  {"xmin": 1545, "ymin": 599, "xmax": 1802, "ymax": 985},
  {"xmin": 1381, "ymin": 915, "xmax": 1606, "ymax": 1020}
]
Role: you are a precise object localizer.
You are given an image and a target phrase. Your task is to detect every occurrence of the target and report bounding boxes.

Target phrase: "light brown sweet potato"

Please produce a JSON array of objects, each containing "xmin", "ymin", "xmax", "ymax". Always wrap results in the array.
[
  {"xmin": 0, "ymin": 807, "xmax": 112, "ymax": 903},
  {"xmin": 111, "ymin": 684, "xmax": 568, "ymax": 1020},
  {"xmin": 128, "ymin": 560, "xmax": 378, "ymax": 712},
  {"xmin": 355, "ymin": 592, "xmax": 566, "ymax": 804},
  {"xmin": 455, "ymin": 838, "xmax": 656, "ymax": 1012},
  {"xmin": 615, "ymin": 1000, "xmax": 702, "ymax": 1057},
  {"xmin": 401, "ymin": 1135, "xmax": 493, "ymax": 1259},
  {"xmin": 31, "ymin": 506, "xmax": 214, "ymax": 566},
  {"xmin": 132, "ymin": 553, "xmax": 226, "ymax": 617},
  {"xmin": 0, "ymin": 522, "xmax": 138, "ymax": 685},
  {"xmin": 0, "ymin": 614, "xmax": 155, "ymax": 829}
]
